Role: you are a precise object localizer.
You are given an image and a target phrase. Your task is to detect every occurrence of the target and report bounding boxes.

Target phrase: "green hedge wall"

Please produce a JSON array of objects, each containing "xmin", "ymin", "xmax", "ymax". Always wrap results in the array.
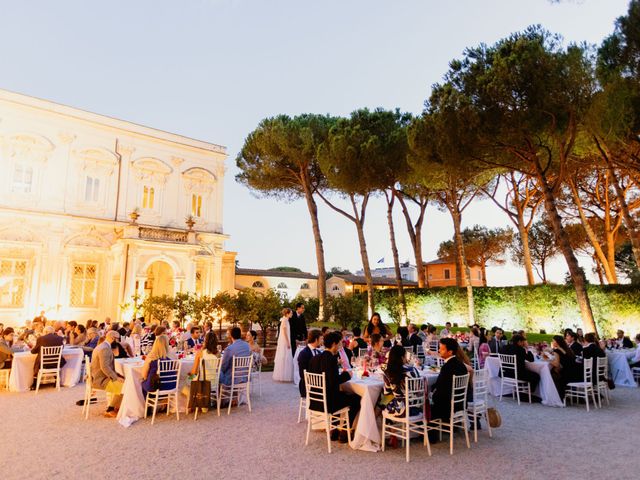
[{"xmin": 374, "ymin": 285, "xmax": 640, "ymax": 337}]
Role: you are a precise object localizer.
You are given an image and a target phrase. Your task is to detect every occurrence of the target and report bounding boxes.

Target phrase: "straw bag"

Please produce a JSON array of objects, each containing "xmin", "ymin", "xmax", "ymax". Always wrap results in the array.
[{"xmin": 487, "ymin": 407, "xmax": 502, "ymax": 428}]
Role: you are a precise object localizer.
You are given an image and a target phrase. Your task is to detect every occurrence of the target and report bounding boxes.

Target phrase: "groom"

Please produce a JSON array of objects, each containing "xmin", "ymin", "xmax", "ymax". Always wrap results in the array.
[{"xmin": 289, "ymin": 302, "xmax": 307, "ymax": 357}]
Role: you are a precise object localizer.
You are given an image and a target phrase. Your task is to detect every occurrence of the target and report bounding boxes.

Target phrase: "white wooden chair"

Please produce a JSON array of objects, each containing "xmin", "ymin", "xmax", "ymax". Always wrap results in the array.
[
  {"xmin": 218, "ymin": 355, "xmax": 252, "ymax": 416},
  {"xmin": 427, "ymin": 373, "xmax": 471, "ymax": 455},
  {"xmin": 144, "ymin": 359, "xmax": 181, "ymax": 424},
  {"xmin": 304, "ymin": 371, "xmax": 351, "ymax": 453},
  {"xmin": 381, "ymin": 376, "xmax": 431, "ymax": 462},
  {"xmin": 434, "ymin": 356, "xmax": 445, "ymax": 367},
  {"xmin": 35, "ymin": 345, "xmax": 63, "ymax": 393},
  {"xmin": 595, "ymin": 356, "xmax": 610, "ymax": 408},
  {"xmin": 81, "ymin": 355, "xmax": 111, "ymax": 419},
  {"xmin": 0, "ymin": 368, "xmax": 10, "ymax": 391},
  {"xmin": 404, "ymin": 346, "xmax": 414, "ymax": 356},
  {"xmin": 194, "ymin": 356, "xmax": 221, "ymax": 420},
  {"xmin": 564, "ymin": 357, "xmax": 597, "ymax": 412},
  {"xmin": 632, "ymin": 366, "xmax": 640, "ymax": 385},
  {"xmin": 498, "ymin": 354, "xmax": 531, "ymax": 405},
  {"xmin": 298, "ymin": 396, "xmax": 307, "ymax": 423},
  {"xmin": 250, "ymin": 349, "xmax": 263, "ymax": 397},
  {"xmin": 468, "ymin": 368, "xmax": 492, "ymax": 443},
  {"xmin": 415, "ymin": 344, "xmax": 426, "ymax": 362},
  {"xmin": 428, "ymin": 340, "xmax": 439, "ymax": 353}
]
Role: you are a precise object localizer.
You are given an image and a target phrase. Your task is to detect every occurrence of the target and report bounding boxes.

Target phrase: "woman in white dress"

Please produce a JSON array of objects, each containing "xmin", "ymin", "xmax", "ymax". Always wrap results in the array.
[{"xmin": 272, "ymin": 308, "xmax": 294, "ymax": 382}]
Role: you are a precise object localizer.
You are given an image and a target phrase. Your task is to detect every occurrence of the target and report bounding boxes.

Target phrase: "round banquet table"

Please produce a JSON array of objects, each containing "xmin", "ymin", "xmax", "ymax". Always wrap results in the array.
[
  {"xmin": 607, "ymin": 350, "xmax": 637, "ymax": 387},
  {"xmin": 115, "ymin": 356, "xmax": 195, "ymax": 427},
  {"xmin": 9, "ymin": 346, "xmax": 84, "ymax": 392},
  {"xmin": 340, "ymin": 369, "xmax": 439, "ymax": 452},
  {"xmin": 484, "ymin": 356, "xmax": 563, "ymax": 407}
]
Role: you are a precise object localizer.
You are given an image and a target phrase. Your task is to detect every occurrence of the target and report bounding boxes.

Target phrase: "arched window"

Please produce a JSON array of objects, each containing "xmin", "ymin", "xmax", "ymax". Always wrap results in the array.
[
  {"xmin": 332, "ymin": 285, "xmax": 340, "ymax": 291},
  {"xmin": 277, "ymin": 282, "xmax": 288, "ymax": 289},
  {"xmin": 252, "ymin": 281, "xmax": 264, "ymax": 288},
  {"xmin": 300, "ymin": 283, "xmax": 309, "ymax": 290}
]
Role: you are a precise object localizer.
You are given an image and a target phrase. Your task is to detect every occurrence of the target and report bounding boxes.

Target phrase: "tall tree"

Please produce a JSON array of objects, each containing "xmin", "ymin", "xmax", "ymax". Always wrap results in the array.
[
  {"xmin": 512, "ymin": 220, "xmax": 559, "ymax": 284},
  {"xmin": 236, "ymin": 114, "xmax": 335, "ymax": 321},
  {"xmin": 438, "ymin": 225, "xmax": 514, "ymax": 287},
  {"xmin": 446, "ymin": 26, "xmax": 599, "ymax": 334},
  {"xmin": 317, "ymin": 108, "xmax": 401, "ymax": 316},
  {"xmin": 483, "ymin": 172, "xmax": 542, "ymax": 284}
]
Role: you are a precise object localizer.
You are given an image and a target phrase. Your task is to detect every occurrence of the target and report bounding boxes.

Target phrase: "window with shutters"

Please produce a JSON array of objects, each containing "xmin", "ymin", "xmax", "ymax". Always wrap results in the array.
[
  {"xmin": 12, "ymin": 163, "xmax": 34, "ymax": 193},
  {"xmin": 191, "ymin": 193, "xmax": 203, "ymax": 217},
  {"xmin": 142, "ymin": 185, "xmax": 155, "ymax": 210},
  {"xmin": 70, "ymin": 263, "xmax": 98, "ymax": 307},
  {"xmin": 84, "ymin": 176, "xmax": 100, "ymax": 202},
  {"xmin": 0, "ymin": 259, "xmax": 27, "ymax": 307}
]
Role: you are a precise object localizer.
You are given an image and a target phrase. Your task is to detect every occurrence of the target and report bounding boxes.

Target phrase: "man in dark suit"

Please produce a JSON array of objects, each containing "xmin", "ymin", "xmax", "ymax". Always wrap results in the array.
[
  {"xmin": 582, "ymin": 332, "xmax": 606, "ymax": 384},
  {"xmin": 564, "ymin": 330, "xmax": 583, "ymax": 357},
  {"xmin": 615, "ymin": 329, "xmax": 634, "ymax": 349},
  {"xmin": 502, "ymin": 334, "xmax": 539, "ymax": 395},
  {"xmin": 488, "ymin": 328, "xmax": 506, "ymax": 354},
  {"xmin": 30, "ymin": 326, "xmax": 66, "ymax": 389},
  {"xmin": 431, "ymin": 338, "xmax": 469, "ymax": 422},
  {"xmin": 407, "ymin": 323, "xmax": 423, "ymax": 354},
  {"xmin": 289, "ymin": 303, "xmax": 307, "ymax": 357},
  {"xmin": 298, "ymin": 330, "xmax": 322, "ymax": 398},
  {"xmin": 308, "ymin": 331, "xmax": 360, "ymax": 443}
]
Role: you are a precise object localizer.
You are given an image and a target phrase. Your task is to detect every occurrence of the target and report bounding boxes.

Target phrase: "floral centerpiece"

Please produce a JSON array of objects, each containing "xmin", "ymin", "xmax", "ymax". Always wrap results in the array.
[
  {"xmin": 534, "ymin": 341, "xmax": 549, "ymax": 355},
  {"xmin": 453, "ymin": 332, "xmax": 469, "ymax": 343}
]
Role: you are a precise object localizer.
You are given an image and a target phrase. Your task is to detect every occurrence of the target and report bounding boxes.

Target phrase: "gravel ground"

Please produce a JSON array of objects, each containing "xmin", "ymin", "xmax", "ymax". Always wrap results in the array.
[{"xmin": 1, "ymin": 375, "xmax": 639, "ymax": 480}]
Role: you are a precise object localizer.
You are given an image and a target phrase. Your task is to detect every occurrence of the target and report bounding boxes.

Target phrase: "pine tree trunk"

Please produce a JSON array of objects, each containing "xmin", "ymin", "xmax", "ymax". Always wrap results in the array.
[
  {"xmin": 534, "ymin": 162, "xmax": 598, "ymax": 335},
  {"xmin": 517, "ymin": 219, "xmax": 536, "ymax": 285},
  {"xmin": 301, "ymin": 178, "xmax": 327, "ymax": 321},
  {"xmin": 397, "ymin": 193, "xmax": 427, "ymax": 288},
  {"xmin": 351, "ymin": 195, "xmax": 375, "ymax": 317},
  {"xmin": 481, "ymin": 261, "xmax": 487, "ymax": 287},
  {"xmin": 385, "ymin": 192, "xmax": 407, "ymax": 325},
  {"xmin": 451, "ymin": 208, "xmax": 475, "ymax": 326},
  {"xmin": 594, "ymin": 256, "xmax": 605, "ymax": 285}
]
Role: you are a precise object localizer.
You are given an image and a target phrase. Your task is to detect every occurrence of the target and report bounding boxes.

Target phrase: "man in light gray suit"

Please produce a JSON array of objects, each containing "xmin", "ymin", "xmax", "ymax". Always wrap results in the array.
[
  {"xmin": 91, "ymin": 330, "xmax": 124, "ymax": 417},
  {"xmin": 220, "ymin": 327, "xmax": 251, "ymax": 385}
]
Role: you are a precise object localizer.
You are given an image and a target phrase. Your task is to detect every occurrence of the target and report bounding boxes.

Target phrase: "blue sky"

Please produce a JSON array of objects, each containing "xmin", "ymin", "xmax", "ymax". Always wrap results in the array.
[{"xmin": 0, "ymin": 0, "xmax": 631, "ymax": 285}]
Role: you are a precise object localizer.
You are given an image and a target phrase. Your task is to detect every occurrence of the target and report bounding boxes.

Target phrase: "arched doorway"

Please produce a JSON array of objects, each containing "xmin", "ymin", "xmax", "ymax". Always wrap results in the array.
[{"xmin": 145, "ymin": 261, "xmax": 174, "ymax": 297}]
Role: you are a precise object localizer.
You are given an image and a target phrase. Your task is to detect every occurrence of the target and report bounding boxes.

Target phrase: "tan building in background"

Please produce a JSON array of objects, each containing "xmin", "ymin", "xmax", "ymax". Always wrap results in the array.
[
  {"xmin": 235, "ymin": 268, "xmax": 318, "ymax": 299},
  {"xmin": 0, "ymin": 89, "xmax": 236, "ymax": 326},
  {"xmin": 327, "ymin": 274, "xmax": 418, "ymax": 296},
  {"xmin": 424, "ymin": 259, "xmax": 484, "ymax": 288}
]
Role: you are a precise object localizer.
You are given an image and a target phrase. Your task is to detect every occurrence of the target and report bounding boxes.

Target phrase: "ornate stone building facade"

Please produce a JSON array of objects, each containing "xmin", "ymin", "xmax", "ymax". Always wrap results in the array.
[{"xmin": 0, "ymin": 89, "xmax": 236, "ymax": 326}]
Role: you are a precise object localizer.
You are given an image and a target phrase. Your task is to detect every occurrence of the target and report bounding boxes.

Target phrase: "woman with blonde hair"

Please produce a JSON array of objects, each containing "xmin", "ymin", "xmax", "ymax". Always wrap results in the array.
[{"xmin": 141, "ymin": 335, "xmax": 176, "ymax": 396}]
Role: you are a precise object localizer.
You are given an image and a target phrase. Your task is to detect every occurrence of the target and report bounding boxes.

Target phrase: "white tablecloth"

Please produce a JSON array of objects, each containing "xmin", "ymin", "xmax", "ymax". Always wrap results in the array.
[
  {"xmin": 115, "ymin": 356, "xmax": 195, "ymax": 427},
  {"xmin": 340, "ymin": 369, "xmax": 439, "ymax": 452},
  {"xmin": 607, "ymin": 350, "xmax": 637, "ymax": 387},
  {"xmin": 9, "ymin": 347, "xmax": 84, "ymax": 392},
  {"xmin": 484, "ymin": 356, "xmax": 563, "ymax": 407}
]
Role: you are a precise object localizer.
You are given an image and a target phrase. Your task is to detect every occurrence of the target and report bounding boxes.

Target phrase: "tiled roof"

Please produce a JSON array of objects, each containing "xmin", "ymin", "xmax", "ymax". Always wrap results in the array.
[
  {"xmin": 235, "ymin": 268, "xmax": 317, "ymax": 280},
  {"xmin": 333, "ymin": 274, "xmax": 418, "ymax": 287}
]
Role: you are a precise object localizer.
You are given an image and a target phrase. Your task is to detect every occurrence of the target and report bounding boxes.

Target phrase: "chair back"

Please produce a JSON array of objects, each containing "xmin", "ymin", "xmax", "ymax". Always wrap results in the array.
[
  {"xmin": 132, "ymin": 335, "xmax": 141, "ymax": 356},
  {"xmin": 429, "ymin": 340, "xmax": 439, "ymax": 352},
  {"xmin": 450, "ymin": 373, "xmax": 470, "ymax": 417},
  {"xmin": 434, "ymin": 356, "xmax": 444, "ymax": 367},
  {"xmin": 472, "ymin": 368, "xmax": 489, "ymax": 403},
  {"xmin": 41, "ymin": 345, "xmax": 63, "ymax": 370},
  {"xmin": 304, "ymin": 371, "xmax": 328, "ymax": 414},
  {"xmin": 295, "ymin": 340, "xmax": 307, "ymax": 350},
  {"xmin": 596, "ymin": 356, "xmax": 607, "ymax": 383},
  {"xmin": 83, "ymin": 354, "xmax": 92, "ymax": 385},
  {"xmin": 231, "ymin": 355, "xmax": 252, "ymax": 386},
  {"xmin": 358, "ymin": 348, "xmax": 369, "ymax": 357},
  {"xmin": 201, "ymin": 356, "xmax": 221, "ymax": 388},
  {"xmin": 404, "ymin": 376, "xmax": 425, "ymax": 418},
  {"xmin": 415, "ymin": 344, "xmax": 425, "ymax": 360},
  {"xmin": 498, "ymin": 354, "xmax": 518, "ymax": 381},
  {"xmin": 582, "ymin": 357, "xmax": 593, "ymax": 384},
  {"xmin": 404, "ymin": 346, "xmax": 414, "ymax": 356},
  {"xmin": 158, "ymin": 359, "xmax": 180, "ymax": 391}
]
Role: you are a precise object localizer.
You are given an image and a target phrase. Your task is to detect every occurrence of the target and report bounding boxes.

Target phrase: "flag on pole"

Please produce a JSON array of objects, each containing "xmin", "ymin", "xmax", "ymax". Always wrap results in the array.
[{"xmin": 377, "ymin": 257, "xmax": 385, "ymax": 264}]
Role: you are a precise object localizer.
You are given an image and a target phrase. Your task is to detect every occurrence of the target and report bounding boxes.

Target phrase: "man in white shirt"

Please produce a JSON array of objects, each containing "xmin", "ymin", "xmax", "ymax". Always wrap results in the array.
[{"xmin": 440, "ymin": 322, "xmax": 452, "ymax": 337}]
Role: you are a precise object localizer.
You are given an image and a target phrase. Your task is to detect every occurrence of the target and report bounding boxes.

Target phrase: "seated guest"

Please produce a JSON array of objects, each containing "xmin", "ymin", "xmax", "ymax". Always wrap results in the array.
[
  {"xmin": 190, "ymin": 331, "xmax": 220, "ymax": 377},
  {"xmin": 321, "ymin": 326, "xmax": 330, "ymax": 336},
  {"xmin": 425, "ymin": 325, "xmax": 439, "ymax": 344},
  {"xmin": 171, "ymin": 320, "xmax": 182, "ymax": 336},
  {"xmin": 478, "ymin": 331, "xmax": 491, "ymax": 368},
  {"xmin": 440, "ymin": 322, "xmax": 452, "ymax": 337},
  {"xmin": 82, "ymin": 328, "xmax": 100, "ymax": 357},
  {"xmin": 576, "ymin": 328, "xmax": 586, "ymax": 346},
  {"xmin": 65, "ymin": 321, "xmax": 78, "ymax": 343},
  {"xmin": 582, "ymin": 333, "xmax": 606, "ymax": 384},
  {"xmin": 308, "ymin": 331, "xmax": 360, "ymax": 443},
  {"xmin": 363, "ymin": 312, "xmax": 391, "ymax": 345},
  {"xmin": 615, "ymin": 329, "xmax": 634, "ymax": 349},
  {"xmin": 30, "ymin": 326, "xmax": 66, "ymax": 390},
  {"xmin": 502, "ymin": 334, "xmax": 540, "ymax": 396},
  {"xmin": 141, "ymin": 335, "xmax": 176, "ymax": 397},
  {"xmin": 140, "ymin": 324, "xmax": 157, "ymax": 354},
  {"xmin": 246, "ymin": 330, "xmax": 267, "ymax": 369},
  {"xmin": 379, "ymin": 345, "xmax": 420, "ymax": 417},
  {"xmin": 407, "ymin": 323, "xmax": 423, "ymax": 353},
  {"xmin": 348, "ymin": 326, "xmax": 368, "ymax": 354},
  {"xmin": 186, "ymin": 326, "xmax": 203, "ymax": 350},
  {"xmin": 111, "ymin": 336, "xmax": 130, "ymax": 359},
  {"xmin": 220, "ymin": 327, "xmax": 251, "ymax": 386},
  {"xmin": 467, "ymin": 327, "xmax": 481, "ymax": 357},
  {"xmin": 397, "ymin": 326, "xmax": 410, "ymax": 347},
  {"xmin": 488, "ymin": 328, "xmax": 506, "ymax": 354},
  {"xmin": 70, "ymin": 324, "xmax": 87, "ymax": 346},
  {"xmin": 91, "ymin": 331, "xmax": 125, "ymax": 417},
  {"xmin": 297, "ymin": 329, "xmax": 323, "ymax": 398},
  {"xmin": 418, "ymin": 324, "xmax": 428, "ymax": 342},
  {"xmin": 631, "ymin": 334, "xmax": 640, "ymax": 369},
  {"xmin": 564, "ymin": 330, "xmax": 583, "ymax": 357},
  {"xmin": 0, "ymin": 327, "xmax": 16, "ymax": 369},
  {"xmin": 549, "ymin": 335, "xmax": 580, "ymax": 398},
  {"xmin": 430, "ymin": 338, "xmax": 469, "ymax": 422}
]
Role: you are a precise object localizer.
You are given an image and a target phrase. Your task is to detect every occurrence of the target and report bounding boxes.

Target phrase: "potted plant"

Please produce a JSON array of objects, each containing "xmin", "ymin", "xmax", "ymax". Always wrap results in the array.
[
  {"xmin": 129, "ymin": 208, "xmax": 140, "ymax": 224},
  {"xmin": 185, "ymin": 215, "xmax": 196, "ymax": 231}
]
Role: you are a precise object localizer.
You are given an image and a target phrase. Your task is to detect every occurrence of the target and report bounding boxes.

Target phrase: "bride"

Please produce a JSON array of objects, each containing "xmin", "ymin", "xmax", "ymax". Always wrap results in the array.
[{"xmin": 272, "ymin": 307, "xmax": 294, "ymax": 382}]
